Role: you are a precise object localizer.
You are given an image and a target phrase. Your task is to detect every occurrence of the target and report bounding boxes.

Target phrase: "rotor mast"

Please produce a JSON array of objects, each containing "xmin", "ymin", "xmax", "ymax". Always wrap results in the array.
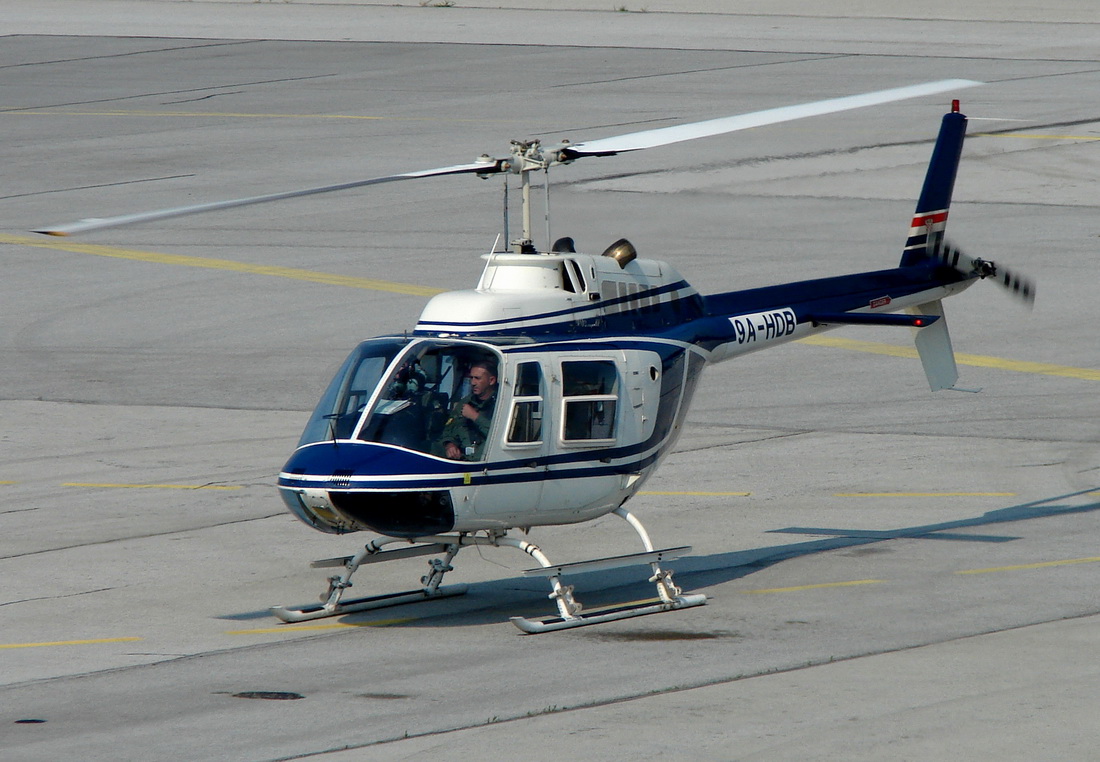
[{"xmin": 504, "ymin": 138, "xmax": 577, "ymax": 253}]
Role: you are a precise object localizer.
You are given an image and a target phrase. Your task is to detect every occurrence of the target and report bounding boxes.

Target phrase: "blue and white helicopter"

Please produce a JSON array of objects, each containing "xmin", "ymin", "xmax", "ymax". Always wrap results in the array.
[{"xmin": 40, "ymin": 80, "xmax": 1034, "ymax": 632}]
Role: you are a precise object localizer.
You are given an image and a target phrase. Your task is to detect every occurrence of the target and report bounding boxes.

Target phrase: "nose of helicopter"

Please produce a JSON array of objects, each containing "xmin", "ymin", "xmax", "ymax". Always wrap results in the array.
[{"xmin": 277, "ymin": 441, "xmax": 458, "ymax": 537}]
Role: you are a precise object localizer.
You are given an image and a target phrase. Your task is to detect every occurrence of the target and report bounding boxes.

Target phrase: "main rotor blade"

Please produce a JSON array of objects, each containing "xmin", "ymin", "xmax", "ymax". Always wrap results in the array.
[
  {"xmin": 35, "ymin": 160, "xmax": 504, "ymax": 236},
  {"xmin": 561, "ymin": 79, "xmax": 982, "ymax": 158},
  {"xmin": 35, "ymin": 79, "xmax": 978, "ymax": 237}
]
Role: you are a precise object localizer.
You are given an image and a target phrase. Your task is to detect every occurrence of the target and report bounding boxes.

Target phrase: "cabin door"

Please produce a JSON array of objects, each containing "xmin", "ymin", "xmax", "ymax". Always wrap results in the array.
[{"xmin": 472, "ymin": 357, "xmax": 547, "ymax": 518}]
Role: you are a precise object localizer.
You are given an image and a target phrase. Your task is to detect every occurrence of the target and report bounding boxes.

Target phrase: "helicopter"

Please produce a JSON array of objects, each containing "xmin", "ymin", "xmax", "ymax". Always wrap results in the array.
[{"xmin": 38, "ymin": 79, "xmax": 1035, "ymax": 633}]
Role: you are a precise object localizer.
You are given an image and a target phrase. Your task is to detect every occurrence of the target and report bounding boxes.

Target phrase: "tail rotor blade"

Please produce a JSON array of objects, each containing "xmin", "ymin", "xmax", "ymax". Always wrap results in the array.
[
  {"xmin": 937, "ymin": 240, "xmax": 1036, "ymax": 306},
  {"xmin": 998, "ymin": 264, "xmax": 1037, "ymax": 304}
]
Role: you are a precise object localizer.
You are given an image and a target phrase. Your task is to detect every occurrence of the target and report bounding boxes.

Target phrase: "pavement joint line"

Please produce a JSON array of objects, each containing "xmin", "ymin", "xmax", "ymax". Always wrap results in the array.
[
  {"xmin": 639, "ymin": 490, "xmax": 751, "ymax": 496},
  {"xmin": 7, "ymin": 109, "xmax": 520, "ymax": 126},
  {"xmin": 741, "ymin": 579, "xmax": 885, "ymax": 594},
  {"xmin": 61, "ymin": 482, "xmax": 243, "ymax": 490},
  {"xmin": 835, "ymin": 492, "xmax": 1017, "ymax": 497},
  {"xmin": 974, "ymin": 132, "xmax": 1100, "ymax": 141},
  {"xmin": 0, "ymin": 637, "xmax": 142, "ymax": 649},
  {"xmin": 226, "ymin": 617, "xmax": 416, "ymax": 634}
]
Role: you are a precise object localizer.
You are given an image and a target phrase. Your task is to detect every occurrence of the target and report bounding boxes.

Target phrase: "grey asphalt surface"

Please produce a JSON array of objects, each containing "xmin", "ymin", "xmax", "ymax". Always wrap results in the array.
[{"xmin": 2, "ymin": 2, "xmax": 1098, "ymax": 760}]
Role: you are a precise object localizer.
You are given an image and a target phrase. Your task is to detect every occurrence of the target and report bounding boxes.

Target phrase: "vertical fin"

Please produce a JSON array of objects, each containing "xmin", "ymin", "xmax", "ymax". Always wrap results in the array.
[
  {"xmin": 901, "ymin": 104, "xmax": 969, "ymax": 267},
  {"xmin": 908, "ymin": 300, "xmax": 958, "ymax": 391}
]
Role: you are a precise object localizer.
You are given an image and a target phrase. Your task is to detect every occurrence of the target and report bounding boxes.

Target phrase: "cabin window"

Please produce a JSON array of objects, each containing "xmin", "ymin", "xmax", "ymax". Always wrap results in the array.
[
  {"xmin": 561, "ymin": 360, "xmax": 618, "ymax": 442},
  {"xmin": 506, "ymin": 361, "xmax": 543, "ymax": 445}
]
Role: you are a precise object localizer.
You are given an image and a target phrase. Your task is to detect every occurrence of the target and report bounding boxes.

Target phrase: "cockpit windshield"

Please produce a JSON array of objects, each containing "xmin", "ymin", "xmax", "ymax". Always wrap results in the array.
[
  {"xmin": 296, "ymin": 337, "xmax": 502, "ymax": 462},
  {"xmin": 357, "ymin": 341, "xmax": 501, "ymax": 461},
  {"xmin": 296, "ymin": 338, "xmax": 410, "ymax": 447}
]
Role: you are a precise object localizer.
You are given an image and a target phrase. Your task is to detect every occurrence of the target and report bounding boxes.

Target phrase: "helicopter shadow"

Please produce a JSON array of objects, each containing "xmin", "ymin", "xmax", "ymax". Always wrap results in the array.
[
  {"xmin": 225, "ymin": 487, "xmax": 1100, "ymax": 629},
  {"xmin": 420, "ymin": 486, "xmax": 1100, "ymax": 629},
  {"xmin": 674, "ymin": 486, "xmax": 1100, "ymax": 592}
]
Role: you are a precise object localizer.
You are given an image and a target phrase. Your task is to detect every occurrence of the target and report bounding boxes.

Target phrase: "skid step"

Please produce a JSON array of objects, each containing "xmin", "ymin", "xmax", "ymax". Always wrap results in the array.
[
  {"xmin": 310, "ymin": 542, "xmax": 455, "ymax": 569},
  {"xmin": 520, "ymin": 546, "xmax": 692, "ymax": 578}
]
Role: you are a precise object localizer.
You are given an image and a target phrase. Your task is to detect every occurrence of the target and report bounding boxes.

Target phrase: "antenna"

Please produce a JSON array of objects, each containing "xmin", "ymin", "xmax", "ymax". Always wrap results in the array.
[
  {"xmin": 502, "ymin": 173, "xmax": 510, "ymax": 251},
  {"xmin": 544, "ymin": 167, "xmax": 552, "ymax": 249}
]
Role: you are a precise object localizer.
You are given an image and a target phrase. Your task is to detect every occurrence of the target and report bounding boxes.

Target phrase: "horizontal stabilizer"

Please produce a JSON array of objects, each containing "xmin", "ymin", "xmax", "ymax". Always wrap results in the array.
[{"xmin": 808, "ymin": 312, "xmax": 940, "ymax": 328}]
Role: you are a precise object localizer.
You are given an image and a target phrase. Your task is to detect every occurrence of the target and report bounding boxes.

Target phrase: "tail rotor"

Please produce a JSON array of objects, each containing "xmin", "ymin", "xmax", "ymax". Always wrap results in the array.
[{"xmin": 934, "ymin": 239, "xmax": 1036, "ymax": 305}]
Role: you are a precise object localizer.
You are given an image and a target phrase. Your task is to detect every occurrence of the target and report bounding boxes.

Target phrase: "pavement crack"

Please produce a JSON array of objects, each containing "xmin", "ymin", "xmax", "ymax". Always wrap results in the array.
[
  {"xmin": 1, "ymin": 587, "xmax": 115, "ymax": 608},
  {"xmin": 270, "ymin": 612, "xmax": 1100, "ymax": 762},
  {"xmin": 0, "ymin": 174, "xmax": 196, "ymax": 201},
  {"xmin": 0, "ymin": 513, "xmax": 286, "ymax": 561},
  {"xmin": 673, "ymin": 429, "xmax": 812, "ymax": 454},
  {"xmin": 162, "ymin": 91, "xmax": 245, "ymax": 105}
]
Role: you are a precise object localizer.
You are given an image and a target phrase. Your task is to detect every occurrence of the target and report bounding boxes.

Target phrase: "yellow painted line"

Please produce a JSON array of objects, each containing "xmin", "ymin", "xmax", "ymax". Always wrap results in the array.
[
  {"xmin": 836, "ymin": 492, "xmax": 1015, "ymax": 498},
  {"xmin": 227, "ymin": 617, "xmax": 415, "ymax": 634},
  {"xmin": 0, "ymin": 637, "xmax": 142, "ymax": 650},
  {"xmin": 639, "ymin": 490, "xmax": 751, "ymax": 496},
  {"xmin": 5, "ymin": 233, "xmax": 1098, "ymax": 383},
  {"xmin": 742, "ymin": 579, "xmax": 884, "ymax": 594},
  {"xmin": 798, "ymin": 335, "xmax": 1100, "ymax": 382},
  {"xmin": 0, "ymin": 480, "xmax": 16, "ymax": 485},
  {"xmin": 63, "ymin": 482, "xmax": 242, "ymax": 490},
  {"xmin": 956, "ymin": 556, "xmax": 1100, "ymax": 575},
  {"xmin": 0, "ymin": 234, "xmax": 444, "ymax": 297}
]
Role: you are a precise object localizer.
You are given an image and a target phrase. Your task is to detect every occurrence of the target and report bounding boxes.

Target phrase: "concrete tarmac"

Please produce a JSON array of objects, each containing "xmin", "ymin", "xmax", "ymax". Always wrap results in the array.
[{"xmin": 2, "ymin": 2, "xmax": 1098, "ymax": 760}]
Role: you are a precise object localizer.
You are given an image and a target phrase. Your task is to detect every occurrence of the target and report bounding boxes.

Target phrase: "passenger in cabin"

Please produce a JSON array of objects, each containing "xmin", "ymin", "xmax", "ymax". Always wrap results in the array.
[{"xmin": 436, "ymin": 359, "xmax": 498, "ymax": 461}]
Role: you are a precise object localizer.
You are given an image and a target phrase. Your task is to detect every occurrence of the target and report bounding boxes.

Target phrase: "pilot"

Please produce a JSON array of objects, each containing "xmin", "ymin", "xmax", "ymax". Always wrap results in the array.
[{"xmin": 437, "ymin": 359, "xmax": 498, "ymax": 461}]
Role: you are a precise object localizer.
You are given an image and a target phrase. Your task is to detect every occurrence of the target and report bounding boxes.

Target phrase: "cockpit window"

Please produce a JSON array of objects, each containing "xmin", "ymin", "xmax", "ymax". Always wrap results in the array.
[
  {"xmin": 297, "ymin": 339, "xmax": 409, "ymax": 446},
  {"xmin": 357, "ymin": 341, "xmax": 501, "ymax": 461}
]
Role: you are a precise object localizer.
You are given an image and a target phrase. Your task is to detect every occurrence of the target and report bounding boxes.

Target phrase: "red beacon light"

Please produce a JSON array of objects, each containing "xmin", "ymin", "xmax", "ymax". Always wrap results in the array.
[{"xmin": 952, "ymin": 99, "xmax": 960, "ymax": 113}]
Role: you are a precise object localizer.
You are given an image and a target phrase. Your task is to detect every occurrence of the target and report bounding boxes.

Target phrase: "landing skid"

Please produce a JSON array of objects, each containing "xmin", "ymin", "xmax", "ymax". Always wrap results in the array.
[
  {"xmin": 508, "ymin": 546, "xmax": 707, "ymax": 632},
  {"xmin": 271, "ymin": 584, "xmax": 467, "ymax": 623},
  {"xmin": 511, "ymin": 593, "xmax": 708, "ymax": 634},
  {"xmin": 270, "ymin": 507, "xmax": 706, "ymax": 631}
]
